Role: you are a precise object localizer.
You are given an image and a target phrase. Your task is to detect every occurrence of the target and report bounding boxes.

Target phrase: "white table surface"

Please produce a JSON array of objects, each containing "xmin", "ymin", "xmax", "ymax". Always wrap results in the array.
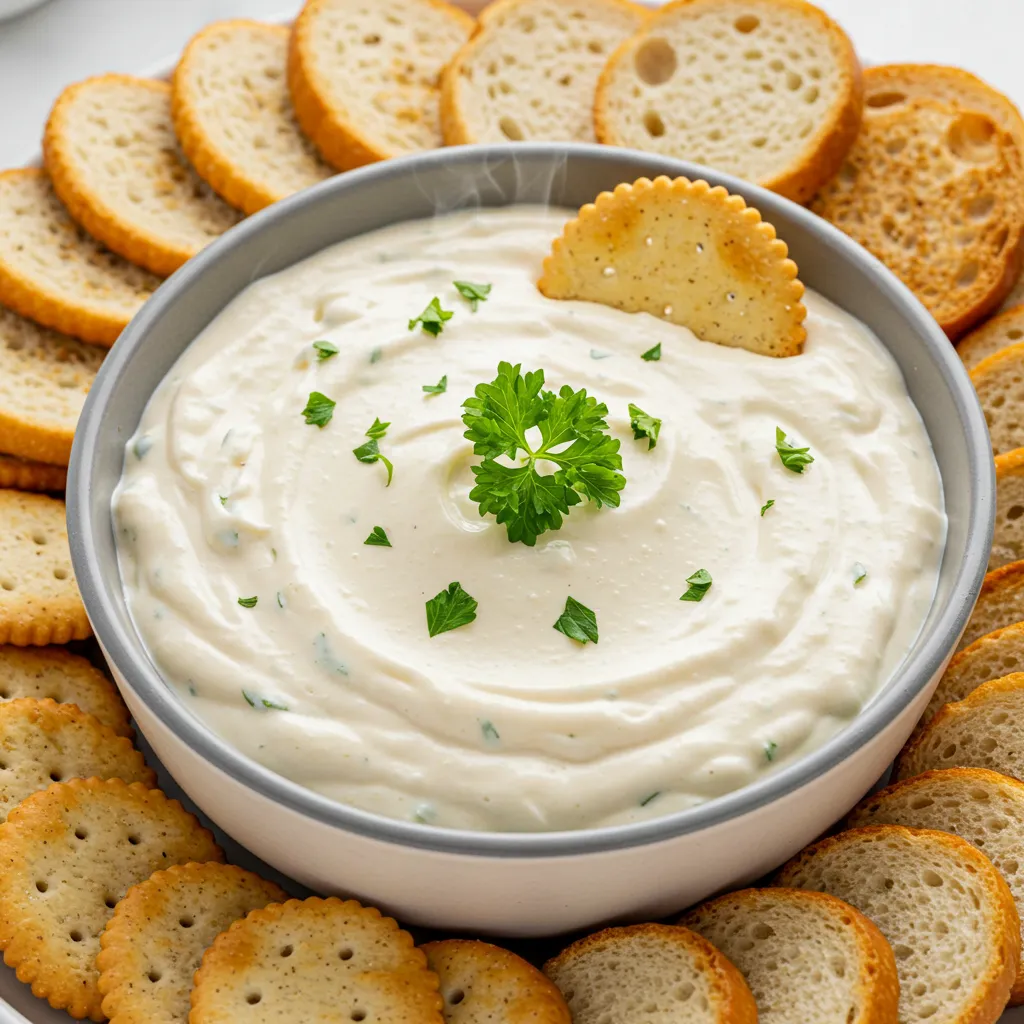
[
  {"xmin": 0, "ymin": 2, "xmax": 1022, "ymax": 1021},
  {"xmin": 0, "ymin": 0, "xmax": 1022, "ymax": 168}
]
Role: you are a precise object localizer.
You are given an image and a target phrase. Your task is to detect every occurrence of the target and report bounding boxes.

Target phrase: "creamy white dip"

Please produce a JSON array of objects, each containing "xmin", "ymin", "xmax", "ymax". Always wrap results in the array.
[{"xmin": 113, "ymin": 206, "xmax": 946, "ymax": 833}]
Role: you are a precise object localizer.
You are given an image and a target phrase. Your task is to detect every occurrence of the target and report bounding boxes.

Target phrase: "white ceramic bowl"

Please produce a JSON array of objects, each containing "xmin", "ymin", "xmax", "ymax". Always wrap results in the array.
[{"xmin": 68, "ymin": 143, "xmax": 993, "ymax": 937}]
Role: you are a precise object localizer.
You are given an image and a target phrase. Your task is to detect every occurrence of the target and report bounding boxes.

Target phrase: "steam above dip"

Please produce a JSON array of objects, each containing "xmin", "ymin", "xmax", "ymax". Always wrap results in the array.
[{"xmin": 113, "ymin": 207, "xmax": 946, "ymax": 832}]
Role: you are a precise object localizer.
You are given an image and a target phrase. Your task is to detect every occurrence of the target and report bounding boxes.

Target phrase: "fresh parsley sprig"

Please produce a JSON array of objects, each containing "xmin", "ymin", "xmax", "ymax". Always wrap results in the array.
[
  {"xmin": 628, "ymin": 404, "xmax": 661, "ymax": 450},
  {"xmin": 364, "ymin": 526, "xmax": 392, "ymax": 547},
  {"xmin": 353, "ymin": 418, "xmax": 394, "ymax": 485},
  {"xmin": 409, "ymin": 297, "xmax": 454, "ymax": 336},
  {"xmin": 422, "ymin": 375, "xmax": 448, "ymax": 395},
  {"xmin": 641, "ymin": 343, "xmax": 661, "ymax": 361},
  {"xmin": 313, "ymin": 340, "xmax": 338, "ymax": 361},
  {"xmin": 775, "ymin": 427, "xmax": 814, "ymax": 473},
  {"xmin": 426, "ymin": 582, "xmax": 478, "ymax": 637},
  {"xmin": 242, "ymin": 689, "xmax": 288, "ymax": 711},
  {"xmin": 453, "ymin": 280, "xmax": 491, "ymax": 311},
  {"xmin": 680, "ymin": 569, "xmax": 712, "ymax": 602},
  {"xmin": 760, "ymin": 499, "xmax": 775, "ymax": 516},
  {"xmin": 553, "ymin": 597, "xmax": 599, "ymax": 644},
  {"xmin": 302, "ymin": 391, "xmax": 336, "ymax": 427},
  {"xmin": 238, "ymin": 596, "xmax": 258, "ymax": 608},
  {"xmin": 461, "ymin": 362, "xmax": 626, "ymax": 546}
]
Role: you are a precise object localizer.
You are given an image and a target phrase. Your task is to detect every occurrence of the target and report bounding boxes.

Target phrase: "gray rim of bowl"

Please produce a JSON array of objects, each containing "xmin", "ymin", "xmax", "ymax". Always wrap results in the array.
[{"xmin": 68, "ymin": 141, "xmax": 993, "ymax": 860}]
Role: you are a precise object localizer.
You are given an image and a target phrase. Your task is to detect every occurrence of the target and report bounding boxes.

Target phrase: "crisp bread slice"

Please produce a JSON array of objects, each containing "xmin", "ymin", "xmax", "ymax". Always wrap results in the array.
[
  {"xmin": 0, "ymin": 697, "xmax": 153, "ymax": 822},
  {"xmin": 0, "ymin": 305, "xmax": 105, "ymax": 467},
  {"xmin": 44, "ymin": 75, "xmax": 243, "ymax": 277},
  {"xmin": 0, "ymin": 778, "xmax": 222, "ymax": 1021},
  {"xmin": 97, "ymin": 862, "xmax": 286, "ymax": 1024},
  {"xmin": 0, "ymin": 170, "xmax": 160, "ymax": 347},
  {"xmin": 191, "ymin": 896, "xmax": 443, "ymax": 1023},
  {"xmin": 172, "ymin": 20, "xmax": 334, "ymax": 215},
  {"xmin": 0, "ymin": 490, "xmax": 91, "ymax": 646},
  {"xmin": 423, "ymin": 939, "xmax": 571, "ymax": 1024},
  {"xmin": 0, "ymin": 645, "xmax": 131, "ymax": 737}
]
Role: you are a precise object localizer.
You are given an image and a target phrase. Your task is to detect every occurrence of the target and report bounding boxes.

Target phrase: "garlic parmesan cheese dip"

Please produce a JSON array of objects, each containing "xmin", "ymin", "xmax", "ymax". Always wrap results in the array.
[{"xmin": 113, "ymin": 206, "xmax": 946, "ymax": 833}]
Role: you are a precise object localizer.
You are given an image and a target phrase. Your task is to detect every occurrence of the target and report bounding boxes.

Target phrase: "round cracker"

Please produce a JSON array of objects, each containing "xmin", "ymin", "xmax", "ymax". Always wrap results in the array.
[
  {"xmin": 0, "ymin": 645, "xmax": 132, "ymax": 738},
  {"xmin": 0, "ymin": 778, "xmax": 222, "ymax": 1021},
  {"xmin": 538, "ymin": 175, "xmax": 806, "ymax": 357},
  {"xmin": 97, "ymin": 862, "xmax": 287, "ymax": 1024},
  {"xmin": 0, "ymin": 698, "xmax": 153, "ymax": 822},
  {"xmin": 0, "ymin": 455, "xmax": 66, "ymax": 493},
  {"xmin": 423, "ymin": 939, "xmax": 570, "ymax": 1024},
  {"xmin": 0, "ymin": 490, "xmax": 91, "ymax": 646},
  {"xmin": 191, "ymin": 896, "xmax": 443, "ymax": 1024}
]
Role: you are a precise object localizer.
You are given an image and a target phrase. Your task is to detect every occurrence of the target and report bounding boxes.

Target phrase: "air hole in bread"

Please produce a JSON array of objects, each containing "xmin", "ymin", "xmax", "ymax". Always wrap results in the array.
[
  {"xmin": 246, "ymin": 992, "xmax": 262, "ymax": 1005},
  {"xmin": 922, "ymin": 869, "xmax": 944, "ymax": 887},
  {"xmin": 280, "ymin": 944, "xmax": 293, "ymax": 957},
  {"xmin": 588, "ymin": 41, "xmax": 604, "ymax": 54},
  {"xmin": 448, "ymin": 989, "xmax": 465, "ymax": 1005},
  {"xmin": 363, "ymin": 33, "xmax": 380, "ymax": 45},
  {"xmin": 957, "ymin": 261, "xmax": 980, "ymax": 288},
  {"xmin": 867, "ymin": 90, "xmax": 906, "ymax": 109},
  {"xmin": 351, "ymin": 1011, "xmax": 366, "ymax": 1022},
  {"xmin": 968, "ymin": 195, "xmax": 996, "ymax": 220},
  {"xmin": 499, "ymin": 116, "xmax": 524, "ymax": 141},
  {"xmin": 751, "ymin": 921, "xmax": 774, "ymax": 940},
  {"xmin": 148, "ymin": 970, "xmax": 161, "ymax": 983},
  {"xmin": 892, "ymin": 943, "xmax": 912, "ymax": 960},
  {"xmin": 947, "ymin": 112, "xmax": 997, "ymax": 162},
  {"xmin": 31, "ymin": 532, "xmax": 46, "ymax": 545},
  {"xmin": 805, "ymin": 86, "xmax": 820, "ymax": 104},
  {"xmin": 910, "ymin": 796, "xmax": 935, "ymax": 809},
  {"xmin": 180, "ymin": 916, "xmax": 194, "ymax": 928},
  {"xmin": 644, "ymin": 111, "xmax": 666, "ymax": 138},
  {"xmin": 3, "ymin": 579, "xmax": 17, "ymax": 591},
  {"xmin": 54, "ymin": 568, "xmax": 68, "ymax": 580},
  {"xmin": 1005, "ymin": 859, "xmax": 1020, "ymax": 875},
  {"xmin": 74, "ymin": 828, "xmax": 87, "ymax": 840},
  {"xmin": 339, "ymin": 947, "xmax": 354, "ymax": 960},
  {"xmin": 786, "ymin": 71, "xmax": 802, "ymax": 91},
  {"xmin": 634, "ymin": 37, "xmax": 677, "ymax": 86},
  {"xmin": 1010, "ymin": 329, "xmax": 1024, "ymax": 340},
  {"xmin": 745, "ymin": 49, "xmax": 762, "ymax": 61},
  {"xmin": 734, "ymin": 14, "xmax": 759, "ymax": 32},
  {"xmin": 518, "ymin": 15, "xmax": 536, "ymax": 32},
  {"xmin": 35, "ymin": 880, "xmax": 47, "ymax": 893},
  {"xmin": 104, "ymin": 896, "xmax": 116, "ymax": 908},
  {"xmin": 994, "ymin": 226, "xmax": 1010, "ymax": 253},
  {"xmin": 70, "ymin": 930, "xmax": 82, "ymax": 942}
]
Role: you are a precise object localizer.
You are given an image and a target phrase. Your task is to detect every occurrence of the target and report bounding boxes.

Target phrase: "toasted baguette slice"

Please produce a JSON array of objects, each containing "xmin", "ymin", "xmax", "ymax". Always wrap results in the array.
[
  {"xmin": 441, "ymin": 0, "xmax": 647, "ymax": 145},
  {"xmin": 846, "ymin": 767, "xmax": 1024, "ymax": 1004},
  {"xmin": 0, "ymin": 305, "xmax": 105, "ymax": 467},
  {"xmin": 896, "ymin": 672, "xmax": 1024, "ymax": 782},
  {"xmin": 961, "ymin": 561, "xmax": 1024, "ymax": 652},
  {"xmin": 914, "ymin": 621, "xmax": 1024, "ymax": 747},
  {"xmin": 958, "ymin": 303, "xmax": 1024, "ymax": 371},
  {"xmin": 544, "ymin": 923, "xmax": 757, "ymax": 1024},
  {"xmin": 289, "ymin": 0, "xmax": 474, "ymax": 171},
  {"xmin": 0, "ymin": 456, "xmax": 66, "ymax": 493},
  {"xmin": 776, "ymin": 825, "xmax": 1020, "ymax": 1024},
  {"xmin": 44, "ymin": 75, "xmax": 243, "ymax": 276},
  {"xmin": 993, "ymin": 448, "xmax": 1024, "ymax": 570},
  {"xmin": 812, "ymin": 97, "xmax": 1024, "ymax": 340},
  {"xmin": 172, "ymin": 20, "xmax": 334, "ymax": 215},
  {"xmin": 681, "ymin": 888, "xmax": 899, "ymax": 1024},
  {"xmin": 594, "ymin": 0, "xmax": 863, "ymax": 203},
  {"xmin": 864, "ymin": 64, "xmax": 1024, "ymax": 148},
  {"xmin": 0, "ymin": 170, "xmax": 159, "ymax": 347},
  {"xmin": 971, "ymin": 342, "xmax": 1024, "ymax": 455}
]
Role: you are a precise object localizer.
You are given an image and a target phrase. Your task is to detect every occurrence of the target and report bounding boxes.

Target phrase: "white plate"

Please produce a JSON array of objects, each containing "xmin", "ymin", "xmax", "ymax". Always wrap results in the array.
[{"xmin": 10, "ymin": 5, "xmax": 1022, "ymax": 1021}]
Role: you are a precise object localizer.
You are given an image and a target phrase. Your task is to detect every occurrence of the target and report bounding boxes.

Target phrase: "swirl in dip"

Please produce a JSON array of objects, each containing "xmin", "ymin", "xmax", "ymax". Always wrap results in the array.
[{"xmin": 113, "ymin": 206, "xmax": 946, "ymax": 832}]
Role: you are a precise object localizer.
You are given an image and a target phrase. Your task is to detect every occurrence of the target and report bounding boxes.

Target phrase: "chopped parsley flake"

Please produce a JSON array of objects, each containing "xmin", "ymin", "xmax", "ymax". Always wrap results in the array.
[
  {"xmin": 775, "ymin": 427, "xmax": 814, "ymax": 473},
  {"xmin": 462, "ymin": 362, "xmax": 625, "ymax": 546},
  {"xmin": 422, "ymin": 375, "xmax": 448, "ymax": 395},
  {"xmin": 425, "ymin": 581, "xmax": 478, "ymax": 637},
  {"xmin": 764, "ymin": 740, "xmax": 778, "ymax": 762},
  {"xmin": 453, "ymin": 280, "xmax": 491, "ymax": 311},
  {"xmin": 480, "ymin": 719, "xmax": 500, "ymax": 743},
  {"xmin": 237, "ymin": 596, "xmax": 258, "ymax": 608},
  {"xmin": 853, "ymin": 562, "xmax": 868, "ymax": 585},
  {"xmin": 276, "ymin": 591, "xmax": 285, "ymax": 608},
  {"xmin": 370, "ymin": 347, "xmax": 383, "ymax": 364},
  {"xmin": 409, "ymin": 296, "xmax": 454, "ymax": 336},
  {"xmin": 242, "ymin": 689, "xmax": 288, "ymax": 711},
  {"xmin": 553, "ymin": 596, "xmax": 599, "ymax": 644},
  {"xmin": 302, "ymin": 391, "xmax": 336, "ymax": 428},
  {"xmin": 640, "ymin": 791, "xmax": 660, "ymax": 807},
  {"xmin": 628, "ymin": 403, "xmax": 661, "ymax": 450},
  {"xmin": 219, "ymin": 495, "xmax": 228, "ymax": 507},
  {"xmin": 680, "ymin": 568, "xmax": 713, "ymax": 602},
  {"xmin": 132, "ymin": 435, "xmax": 153, "ymax": 460},
  {"xmin": 353, "ymin": 419, "xmax": 393, "ymax": 485},
  {"xmin": 364, "ymin": 526, "xmax": 392, "ymax": 547},
  {"xmin": 641, "ymin": 343, "xmax": 662, "ymax": 361},
  {"xmin": 760, "ymin": 499, "xmax": 775, "ymax": 516},
  {"xmin": 313, "ymin": 340, "xmax": 338, "ymax": 361},
  {"xmin": 590, "ymin": 349, "xmax": 611, "ymax": 360}
]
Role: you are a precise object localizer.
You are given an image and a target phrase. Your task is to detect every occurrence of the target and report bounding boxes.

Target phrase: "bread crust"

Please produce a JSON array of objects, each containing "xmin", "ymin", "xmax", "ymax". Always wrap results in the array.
[
  {"xmin": 593, "ymin": 0, "xmax": 864, "ymax": 204},
  {"xmin": 44, "ymin": 74, "xmax": 240, "ymax": 276},
  {"xmin": 0, "ymin": 456, "xmax": 66, "ymax": 493},
  {"xmin": 682, "ymin": 887, "xmax": 900, "ymax": 1024},
  {"xmin": 777, "ymin": 825, "xmax": 1020, "ymax": 1024},
  {"xmin": 440, "ymin": 0, "xmax": 650, "ymax": 146},
  {"xmin": 544, "ymin": 922, "xmax": 758, "ymax": 1024},
  {"xmin": 0, "ymin": 169, "xmax": 153, "ymax": 347},
  {"xmin": 289, "ymin": 0, "xmax": 474, "ymax": 171},
  {"xmin": 958, "ymin": 303, "xmax": 1024, "ymax": 371}
]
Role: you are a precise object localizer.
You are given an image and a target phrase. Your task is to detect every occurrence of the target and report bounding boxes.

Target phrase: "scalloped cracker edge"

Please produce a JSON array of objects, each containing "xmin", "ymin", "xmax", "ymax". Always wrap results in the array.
[{"xmin": 538, "ymin": 176, "xmax": 806, "ymax": 357}]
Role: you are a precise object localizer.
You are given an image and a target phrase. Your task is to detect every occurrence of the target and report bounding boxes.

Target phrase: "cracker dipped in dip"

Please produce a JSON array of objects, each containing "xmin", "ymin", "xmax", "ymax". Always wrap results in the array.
[{"xmin": 113, "ymin": 200, "xmax": 946, "ymax": 832}]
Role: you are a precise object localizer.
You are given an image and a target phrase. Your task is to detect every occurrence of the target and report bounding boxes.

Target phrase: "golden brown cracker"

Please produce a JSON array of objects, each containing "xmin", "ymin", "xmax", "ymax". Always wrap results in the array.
[
  {"xmin": 0, "ymin": 778, "xmax": 223, "ymax": 1021},
  {"xmin": 0, "ymin": 697, "xmax": 152, "ymax": 821},
  {"xmin": 423, "ymin": 939, "xmax": 570, "ymax": 1024},
  {"xmin": 0, "ymin": 490, "xmax": 91, "ymax": 646},
  {"xmin": 0, "ymin": 645, "xmax": 132, "ymax": 737},
  {"xmin": 538, "ymin": 175, "xmax": 806, "ymax": 357},
  {"xmin": 0, "ymin": 455, "xmax": 66, "ymax": 493},
  {"xmin": 191, "ymin": 896, "xmax": 443, "ymax": 1024},
  {"xmin": 97, "ymin": 862, "xmax": 286, "ymax": 1024}
]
